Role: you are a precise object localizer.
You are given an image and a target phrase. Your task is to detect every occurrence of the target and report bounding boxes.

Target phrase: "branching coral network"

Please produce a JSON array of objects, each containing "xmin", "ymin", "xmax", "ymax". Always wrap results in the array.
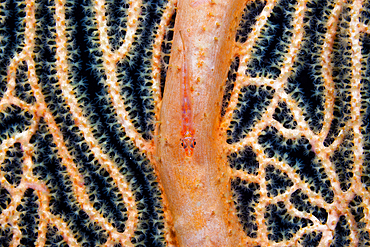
[{"xmin": 0, "ymin": 0, "xmax": 369, "ymax": 246}]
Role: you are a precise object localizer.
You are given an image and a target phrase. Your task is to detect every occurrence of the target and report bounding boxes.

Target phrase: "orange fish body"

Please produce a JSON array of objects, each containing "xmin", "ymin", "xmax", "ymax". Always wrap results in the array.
[{"xmin": 179, "ymin": 31, "xmax": 196, "ymax": 157}]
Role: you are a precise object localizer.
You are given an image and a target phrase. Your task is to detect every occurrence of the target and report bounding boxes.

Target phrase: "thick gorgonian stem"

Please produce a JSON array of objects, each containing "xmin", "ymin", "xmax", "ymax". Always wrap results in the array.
[{"xmin": 155, "ymin": 0, "xmax": 247, "ymax": 245}]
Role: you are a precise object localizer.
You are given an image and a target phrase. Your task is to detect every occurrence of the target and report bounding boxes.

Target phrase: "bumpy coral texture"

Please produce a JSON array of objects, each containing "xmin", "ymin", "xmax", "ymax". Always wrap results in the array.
[{"xmin": 0, "ymin": 0, "xmax": 369, "ymax": 246}]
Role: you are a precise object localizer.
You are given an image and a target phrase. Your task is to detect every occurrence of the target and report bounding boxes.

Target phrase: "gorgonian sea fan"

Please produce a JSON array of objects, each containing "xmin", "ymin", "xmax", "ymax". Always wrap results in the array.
[{"xmin": 0, "ymin": 0, "xmax": 369, "ymax": 246}]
